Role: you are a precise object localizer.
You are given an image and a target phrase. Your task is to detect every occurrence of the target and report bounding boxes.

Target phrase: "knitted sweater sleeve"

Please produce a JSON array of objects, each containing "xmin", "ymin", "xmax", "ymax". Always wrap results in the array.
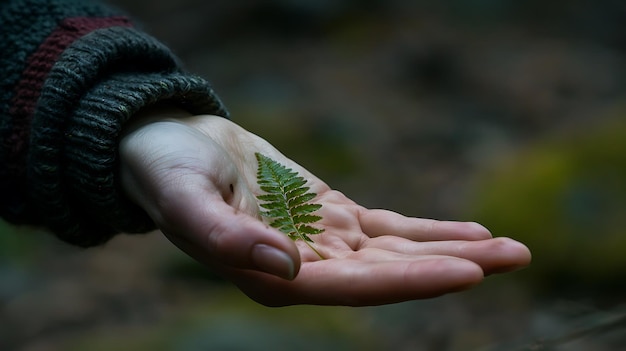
[{"xmin": 0, "ymin": 0, "xmax": 229, "ymax": 247}]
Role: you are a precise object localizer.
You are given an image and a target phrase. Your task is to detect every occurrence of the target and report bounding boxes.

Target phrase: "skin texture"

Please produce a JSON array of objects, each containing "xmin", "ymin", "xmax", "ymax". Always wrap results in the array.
[{"xmin": 119, "ymin": 109, "xmax": 531, "ymax": 306}]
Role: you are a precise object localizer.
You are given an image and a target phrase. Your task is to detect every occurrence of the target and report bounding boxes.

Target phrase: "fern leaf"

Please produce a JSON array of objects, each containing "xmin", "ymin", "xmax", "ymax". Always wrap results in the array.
[
  {"xmin": 257, "ymin": 194, "xmax": 283, "ymax": 202},
  {"xmin": 284, "ymin": 178, "xmax": 307, "ymax": 192},
  {"xmin": 255, "ymin": 153, "xmax": 325, "ymax": 259},
  {"xmin": 291, "ymin": 203, "xmax": 322, "ymax": 215},
  {"xmin": 288, "ymin": 192, "xmax": 316, "ymax": 207},
  {"xmin": 259, "ymin": 201, "xmax": 286, "ymax": 210},
  {"xmin": 293, "ymin": 214, "xmax": 323, "ymax": 224},
  {"xmin": 286, "ymin": 186, "xmax": 309, "ymax": 199}
]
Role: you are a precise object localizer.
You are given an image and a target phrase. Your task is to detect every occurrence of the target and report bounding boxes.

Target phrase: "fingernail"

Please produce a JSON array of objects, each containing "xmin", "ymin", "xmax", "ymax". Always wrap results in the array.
[{"xmin": 251, "ymin": 244, "xmax": 296, "ymax": 280}]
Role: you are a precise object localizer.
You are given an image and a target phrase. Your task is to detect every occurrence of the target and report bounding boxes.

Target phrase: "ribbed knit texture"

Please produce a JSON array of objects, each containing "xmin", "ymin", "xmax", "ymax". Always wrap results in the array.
[
  {"xmin": 1, "ymin": 0, "xmax": 122, "ymax": 222},
  {"xmin": 1, "ymin": 0, "xmax": 229, "ymax": 246}
]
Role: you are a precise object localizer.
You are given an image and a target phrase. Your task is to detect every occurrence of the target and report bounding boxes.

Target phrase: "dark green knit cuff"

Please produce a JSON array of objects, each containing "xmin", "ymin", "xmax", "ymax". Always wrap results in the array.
[{"xmin": 28, "ymin": 27, "xmax": 228, "ymax": 247}]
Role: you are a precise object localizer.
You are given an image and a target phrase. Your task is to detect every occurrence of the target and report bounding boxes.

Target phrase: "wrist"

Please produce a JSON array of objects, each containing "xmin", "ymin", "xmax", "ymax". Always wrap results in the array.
[{"xmin": 121, "ymin": 104, "xmax": 194, "ymax": 138}]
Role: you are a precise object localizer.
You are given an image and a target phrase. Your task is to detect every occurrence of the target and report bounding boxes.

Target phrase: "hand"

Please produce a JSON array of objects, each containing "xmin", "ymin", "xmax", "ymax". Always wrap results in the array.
[{"xmin": 119, "ymin": 109, "xmax": 531, "ymax": 306}]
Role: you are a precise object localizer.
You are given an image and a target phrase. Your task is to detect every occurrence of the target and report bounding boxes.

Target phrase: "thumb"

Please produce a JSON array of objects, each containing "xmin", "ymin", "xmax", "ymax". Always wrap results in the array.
[
  {"xmin": 157, "ymin": 192, "xmax": 301, "ymax": 281},
  {"xmin": 118, "ymin": 118, "xmax": 300, "ymax": 280}
]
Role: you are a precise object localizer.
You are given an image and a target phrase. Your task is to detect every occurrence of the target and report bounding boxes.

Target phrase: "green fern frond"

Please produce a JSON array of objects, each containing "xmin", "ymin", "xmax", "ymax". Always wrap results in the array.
[{"xmin": 255, "ymin": 153, "xmax": 325, "ymax": 259}]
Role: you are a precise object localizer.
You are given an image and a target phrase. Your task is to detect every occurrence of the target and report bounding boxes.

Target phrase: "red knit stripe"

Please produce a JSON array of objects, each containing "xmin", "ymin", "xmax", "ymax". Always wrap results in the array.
[{"xmin": 7, "ymin": 16, "xmax": 132, "ymax": 168}]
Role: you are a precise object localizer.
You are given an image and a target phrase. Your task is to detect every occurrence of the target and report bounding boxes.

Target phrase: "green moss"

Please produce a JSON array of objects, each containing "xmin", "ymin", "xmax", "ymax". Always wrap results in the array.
[
  {"xmin": 0, "ymin": 220, "xmax": 45, "ymax": 264},
  {"xmin": 468, "ymin": 116, "xmax": 626, "ymax": 294}
]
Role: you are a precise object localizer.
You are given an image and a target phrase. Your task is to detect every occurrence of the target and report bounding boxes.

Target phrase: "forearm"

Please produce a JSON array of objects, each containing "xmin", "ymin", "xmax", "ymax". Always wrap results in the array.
[{"xmin": 0, "ymin": 0, "xmax": 228, "ymax": 246}]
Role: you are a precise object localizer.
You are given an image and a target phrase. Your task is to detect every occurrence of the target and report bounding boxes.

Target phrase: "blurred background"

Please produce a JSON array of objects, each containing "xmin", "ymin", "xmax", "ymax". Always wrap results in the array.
[{"xmin": 2, "ymin": 0, "xmax": 626, "ymax": 350}]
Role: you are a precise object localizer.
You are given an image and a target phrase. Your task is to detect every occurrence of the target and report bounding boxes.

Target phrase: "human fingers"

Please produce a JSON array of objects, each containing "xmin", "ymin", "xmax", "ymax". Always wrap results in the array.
[
  {"xmin": 229, "ymin": 256, "xmax": 484, "ymax": 306},
  {"xmin": 361, "ymin": 236, "xmax": 531, "ymax": 275},
  {"xmin": 157, "ymin": 189, "xmax": 302, "ymax": 280},
  {"xmin": 359, "ymin": 209, "xmax": 493, "ymax": 241}
]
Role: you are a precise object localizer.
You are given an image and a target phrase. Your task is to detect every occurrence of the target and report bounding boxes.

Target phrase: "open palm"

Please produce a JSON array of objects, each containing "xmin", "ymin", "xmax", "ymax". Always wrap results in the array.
[{"xmin": 120, "ymin": 112, "xmax": 531, "ymax": 306}]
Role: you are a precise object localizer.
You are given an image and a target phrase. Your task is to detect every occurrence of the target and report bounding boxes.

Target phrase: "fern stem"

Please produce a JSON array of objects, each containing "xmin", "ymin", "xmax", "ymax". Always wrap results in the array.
[
  {"xmin": 290, "ymin": 218, "xmax": 326, "ymax": 260},
  {"xmin": 303, "ymin": 239, "xmax": 326, "ymax": 260},
  {"xmin": 255, "ymin": 153, "xmax": 326, "ymax": 260}
]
